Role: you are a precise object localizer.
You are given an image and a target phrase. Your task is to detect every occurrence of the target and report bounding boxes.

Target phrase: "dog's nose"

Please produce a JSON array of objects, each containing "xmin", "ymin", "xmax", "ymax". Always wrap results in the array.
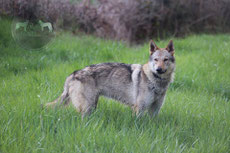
[{"xmin": 156, "ymin": 67, "xmax": 163, "ymax": 73}]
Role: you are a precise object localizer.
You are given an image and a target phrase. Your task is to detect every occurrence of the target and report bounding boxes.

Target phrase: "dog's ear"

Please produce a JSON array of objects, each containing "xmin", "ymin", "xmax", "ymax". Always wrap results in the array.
[
  {"xmin": 149, "ymin": 40, "xmax": 158, "ymax": 55},
  {"xmin": 166, "ymin": 40, "xmax": 174, "ymax": 55}
]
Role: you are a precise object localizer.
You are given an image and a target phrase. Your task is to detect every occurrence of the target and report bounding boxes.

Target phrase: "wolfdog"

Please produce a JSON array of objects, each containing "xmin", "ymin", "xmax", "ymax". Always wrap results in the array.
[{"xmin": 46, "ymin": 40, "xmax": 175, "ymax": 118}]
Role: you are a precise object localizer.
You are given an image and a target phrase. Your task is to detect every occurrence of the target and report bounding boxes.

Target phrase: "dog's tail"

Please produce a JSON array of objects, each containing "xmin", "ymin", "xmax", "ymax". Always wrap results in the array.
[{"xmin": 46, "ymin": 75, "xmax": 73, "ymax": 108}]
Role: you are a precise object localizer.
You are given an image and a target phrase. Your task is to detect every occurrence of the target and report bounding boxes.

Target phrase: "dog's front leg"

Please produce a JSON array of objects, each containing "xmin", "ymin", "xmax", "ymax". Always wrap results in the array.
[
  {"xmin": 132, "ymin": 100, "xmax": 145, "ymax": 118},
  {"xmin": 148, "ymin": 95, "xmax": 165, "ymax": 118}
]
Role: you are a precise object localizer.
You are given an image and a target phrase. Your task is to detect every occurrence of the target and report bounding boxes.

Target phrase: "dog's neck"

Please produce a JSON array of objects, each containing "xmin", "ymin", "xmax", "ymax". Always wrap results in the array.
[{"xmin": 142, "ymin": 63, "xmax": 173, "ymax": 85}]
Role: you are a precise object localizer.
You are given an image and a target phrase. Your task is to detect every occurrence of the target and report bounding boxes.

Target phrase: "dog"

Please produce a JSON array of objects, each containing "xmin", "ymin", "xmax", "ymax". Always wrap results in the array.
[
  {"xmin": 15, "ymin": 21, "xmax": 29, "ymax": 32},
  {"xmin": 46, "ymin": 40, "xmax": 175, "ymax": 118},
  {"xmin": 39, "ymin": 20, "xmax": 53, "ymax": 32}
]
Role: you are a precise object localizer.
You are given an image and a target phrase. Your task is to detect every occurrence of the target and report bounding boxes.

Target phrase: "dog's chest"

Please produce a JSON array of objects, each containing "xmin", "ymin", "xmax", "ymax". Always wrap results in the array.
[{"xmin": 144, "ymin": 83, "xmax": 166, "ymax": 106}]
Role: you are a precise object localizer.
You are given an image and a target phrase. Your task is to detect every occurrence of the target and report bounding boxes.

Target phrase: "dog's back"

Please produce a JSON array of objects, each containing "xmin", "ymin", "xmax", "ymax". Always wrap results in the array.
[{"xmin": 72, "ymin": 63, "xmax": 136, "ymax": 103}]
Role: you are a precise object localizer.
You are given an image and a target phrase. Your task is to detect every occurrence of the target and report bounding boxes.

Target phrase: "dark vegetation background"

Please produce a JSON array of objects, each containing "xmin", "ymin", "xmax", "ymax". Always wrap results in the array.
[{"xmin": 1, "ymin": 0, "xmax": 230, "ymax": 43}]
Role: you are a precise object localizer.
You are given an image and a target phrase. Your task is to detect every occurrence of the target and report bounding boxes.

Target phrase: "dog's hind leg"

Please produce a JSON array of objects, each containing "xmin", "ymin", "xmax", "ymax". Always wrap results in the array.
[
  {"xmin": 69, "ymin": 80, "xmax": 99, "ymax": 119},
  {"xmin": 81, "ymin": 93, "xmax": 99, "ymax": 119}
]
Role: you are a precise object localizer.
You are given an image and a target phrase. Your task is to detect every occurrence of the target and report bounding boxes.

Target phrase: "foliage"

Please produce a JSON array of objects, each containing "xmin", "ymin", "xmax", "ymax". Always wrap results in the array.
[{"xmin": 1, "ymin": 0, "xmax": 230, "ymax": 43}]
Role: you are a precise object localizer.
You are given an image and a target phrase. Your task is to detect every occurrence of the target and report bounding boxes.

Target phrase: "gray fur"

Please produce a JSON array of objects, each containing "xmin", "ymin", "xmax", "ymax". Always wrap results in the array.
[{"xmin": 46, "ymin": 40, "xmax": 176, "ymax": 118}]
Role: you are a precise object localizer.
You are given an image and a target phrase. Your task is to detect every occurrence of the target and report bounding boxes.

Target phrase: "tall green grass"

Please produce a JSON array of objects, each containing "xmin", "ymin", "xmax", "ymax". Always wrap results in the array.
[{"xmin": 0, "ymin": 18, "xmax": 230, "ymax": 153}]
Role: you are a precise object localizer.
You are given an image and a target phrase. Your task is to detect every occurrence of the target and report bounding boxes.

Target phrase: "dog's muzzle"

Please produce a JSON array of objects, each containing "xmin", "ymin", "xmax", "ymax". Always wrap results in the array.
[{"xmin": 156, "ymin": 68, "xmax": 166, "ymax": 74}]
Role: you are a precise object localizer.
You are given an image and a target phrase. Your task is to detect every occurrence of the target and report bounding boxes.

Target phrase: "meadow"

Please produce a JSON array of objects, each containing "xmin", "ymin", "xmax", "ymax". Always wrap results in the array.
[{"xmin": 0, "ymin": 18, "xmax": 230, "ymax": 153}]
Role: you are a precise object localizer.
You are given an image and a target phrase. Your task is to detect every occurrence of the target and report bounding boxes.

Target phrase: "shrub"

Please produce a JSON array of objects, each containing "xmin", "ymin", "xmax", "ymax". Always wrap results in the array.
[{"xmin": 1, "ymin": 0, "xmax": 230, "ymax": 43}]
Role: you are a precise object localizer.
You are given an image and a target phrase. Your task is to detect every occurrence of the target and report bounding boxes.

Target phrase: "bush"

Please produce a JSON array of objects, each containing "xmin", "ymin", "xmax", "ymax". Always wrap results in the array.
[{"xmin": 1, "ymin": 0, "xmax": 230, "ymax": 43}]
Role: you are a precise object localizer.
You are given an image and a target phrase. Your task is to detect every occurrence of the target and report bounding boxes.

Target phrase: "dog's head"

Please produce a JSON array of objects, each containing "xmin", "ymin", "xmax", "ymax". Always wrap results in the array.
[{"xmin": 148, "ymin": 40, "xmax": 175, "ymax": 77}]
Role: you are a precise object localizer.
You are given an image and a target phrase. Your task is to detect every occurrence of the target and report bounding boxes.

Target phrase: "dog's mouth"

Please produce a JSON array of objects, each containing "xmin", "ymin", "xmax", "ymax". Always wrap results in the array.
[
  {"xmin": 157, "ymin": 71, "xmax": 166, "ymax": 74},
  {"xmin": 156, "ymin": 70, "xmax": 167, "ymax": 74}
]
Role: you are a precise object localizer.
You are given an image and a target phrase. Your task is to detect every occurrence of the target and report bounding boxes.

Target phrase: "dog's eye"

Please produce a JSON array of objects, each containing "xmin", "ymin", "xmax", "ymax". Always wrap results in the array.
[
  {"xmin": 164, "ymin": 59, "xmax": 169, "ymax": 62},
  {"xmin": 154, "ymin": 59, "xmax": 158, "ymax": 61}
]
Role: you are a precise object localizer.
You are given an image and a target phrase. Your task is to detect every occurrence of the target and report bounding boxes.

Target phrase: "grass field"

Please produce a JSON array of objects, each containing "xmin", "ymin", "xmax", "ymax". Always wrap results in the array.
[{"xmin": 0, "ymin": 18, "xmax": 230, "ymax": 153}]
